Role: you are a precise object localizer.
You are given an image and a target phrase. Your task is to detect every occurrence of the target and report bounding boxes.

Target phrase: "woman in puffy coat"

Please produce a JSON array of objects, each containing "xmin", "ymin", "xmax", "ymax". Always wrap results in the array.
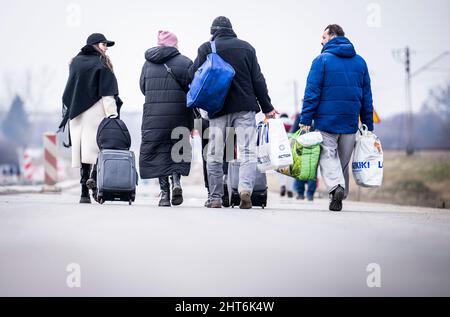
[
  {"xmin": 60, "ymin": 33, "xmax": 121, "ymax": 204},
  {"xmin": 139, "ymin": 31, "xmax": 194, "ymax": 207}
]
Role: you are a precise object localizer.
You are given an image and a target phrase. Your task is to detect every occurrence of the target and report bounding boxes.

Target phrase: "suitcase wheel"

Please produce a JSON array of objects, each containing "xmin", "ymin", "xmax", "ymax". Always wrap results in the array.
[{"xmin": 129, "ymin": 199, "xmax": 132, "ymax": 205}]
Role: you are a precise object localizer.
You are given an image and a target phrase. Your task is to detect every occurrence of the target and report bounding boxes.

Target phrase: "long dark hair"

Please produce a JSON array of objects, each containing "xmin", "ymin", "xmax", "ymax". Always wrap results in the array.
[
  {"xmin": 92, "ymin": 44, "xmax": 114, "ymax": 72},
  {"xmin": 70, "ymin": 44, "xmax": 114, "ymax": 72}
]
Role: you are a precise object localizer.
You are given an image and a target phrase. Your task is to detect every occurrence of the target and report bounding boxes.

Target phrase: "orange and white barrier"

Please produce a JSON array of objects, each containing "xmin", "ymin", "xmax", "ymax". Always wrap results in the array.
[
  {"xmin": 43, "ymin": 132, "xmax": 58, "ymax": 186},
  {"xmin": 23, "ymin": 150, "xmax": 33, "ymax": 182}
]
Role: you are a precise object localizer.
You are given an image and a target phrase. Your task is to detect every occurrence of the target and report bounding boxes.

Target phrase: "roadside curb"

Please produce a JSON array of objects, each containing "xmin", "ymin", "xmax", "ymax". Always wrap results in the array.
[{"xmin": 0, "ymin": 180, "xmax": 79, "ymax": 195}]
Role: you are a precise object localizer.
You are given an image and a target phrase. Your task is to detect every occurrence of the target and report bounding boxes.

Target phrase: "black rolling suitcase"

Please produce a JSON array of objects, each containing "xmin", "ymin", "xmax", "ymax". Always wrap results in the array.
[
  {"xmin": 96, "ymin": 149, "xmax": 138, "ymax": 205},
  {"xmin": 227, "ymin": 160, "xmax": 268, "ymax": 209}
]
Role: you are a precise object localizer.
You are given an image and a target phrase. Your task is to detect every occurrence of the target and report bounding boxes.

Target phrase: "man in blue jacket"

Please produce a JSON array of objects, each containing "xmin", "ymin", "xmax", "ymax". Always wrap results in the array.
[{"xmin": 298, "ymin": 24, "xmax": 373, "ymax": 211}]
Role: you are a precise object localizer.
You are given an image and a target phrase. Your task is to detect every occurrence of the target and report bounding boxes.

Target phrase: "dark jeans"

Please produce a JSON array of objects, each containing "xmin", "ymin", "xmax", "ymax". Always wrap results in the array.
[{"xmin": 294, "ymin": 180, "xmax": 317, "ymax": 198}]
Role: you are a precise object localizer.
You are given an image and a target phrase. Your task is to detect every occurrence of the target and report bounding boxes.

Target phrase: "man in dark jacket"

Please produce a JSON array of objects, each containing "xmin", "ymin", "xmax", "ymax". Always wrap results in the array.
[
  {"xmin": 190, "ymin": 16, "xmax": 277, "ymax": 209},
  {"xmin": 298, "ymin": 24, "xmax": 374, "ymax": 212},
  {"xmin": 140, "ymin": 31, "xmax": 194, "ymax": 207}
]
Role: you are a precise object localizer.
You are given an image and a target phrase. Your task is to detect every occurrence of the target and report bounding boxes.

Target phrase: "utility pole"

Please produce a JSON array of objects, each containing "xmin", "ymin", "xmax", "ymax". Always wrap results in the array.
[
  {"xmin": 405, "ymin": 47, "xmax": 414, "ymax": 156},
  {"xmin": 393, "ymin": 46, "xmax": 415, "ymax": 155},
  {"xmin": 394, "ymin": 48, "xmax": 449, "ymax": 156}
]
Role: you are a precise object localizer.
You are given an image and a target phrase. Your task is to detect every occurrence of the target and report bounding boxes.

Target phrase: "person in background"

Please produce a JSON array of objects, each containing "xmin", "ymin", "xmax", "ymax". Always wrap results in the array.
[
  {"xmin": 60, "ymin": 33, "xmax": 121, "ymax": 204},
  {"xmin": 139, "ymin": 31, "xmax": 194, "ymax": 207},
  {"xmin": 298, "ymin": 24, "xmax": 374, "ymax": 211},
  {"xmin": 294, "ymin": 179, "xmax": 317, "ymax": 201}
]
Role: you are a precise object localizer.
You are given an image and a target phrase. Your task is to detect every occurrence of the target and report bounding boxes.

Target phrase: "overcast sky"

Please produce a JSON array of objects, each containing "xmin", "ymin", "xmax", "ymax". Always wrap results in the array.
[{"xmin": 0, "ymin": 0, "xmax": 449, "ymax": 119}]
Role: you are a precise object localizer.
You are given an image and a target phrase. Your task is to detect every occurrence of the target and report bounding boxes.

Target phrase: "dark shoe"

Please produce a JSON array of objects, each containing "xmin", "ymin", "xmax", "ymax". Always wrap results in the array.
[
  {"xmin": 171, "ymin": 187, "xmax": 183, "ymax": 206},
  {"xmin": 329, "ymin": 185, "xmax": 344, "ymax": 211},
  {"xmin": 307, "ymin": 195, "xmax": 314, "ymax": 202},
  {"xmin": 79, "ymin": 196, "xmax": 91, "ymax": 204},
  {"xmin": 170, "ymin": 173, "xmax": 183, "ymax": 206},
  {"xmin": 159, "ymin": 177, "xmax": 171, "ymax": 207},
  {"xmin": 287, "ymin": 191, "xmax": 294, "ymax": 198},
  {"xmin": 280, "ymin": 186, "xmax": 286, "ymax": 197},
  {"xmin": 206, "ymin": 200, "xmax": 222, "ymax": 208},
  {"xmin": 79, "ymin": 164, "xmax": 92, "ymax": 204},
  {"xmin": 158, "ymin": 191, "xmax": 171, "ymax": 207},
  {"xmin": 296, "ymin": 193, "xmax": 305, "ymax": 200},
  {"xmin": 239, "ymin": 191, "xmax": 252, "ymax": 209},
  {"xmin": 222, "ymin": 184, "xmax": 230, "ymax": 207}
]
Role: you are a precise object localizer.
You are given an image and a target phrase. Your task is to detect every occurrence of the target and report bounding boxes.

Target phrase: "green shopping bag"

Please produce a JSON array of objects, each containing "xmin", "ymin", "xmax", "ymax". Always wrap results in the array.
[
  {"xmin": 279, "ymin": 130, "xmax": 320, "ymax": 181},
  {"xmin": 298, "ymin": 144, "xmax": 320, "ymax": 180}
]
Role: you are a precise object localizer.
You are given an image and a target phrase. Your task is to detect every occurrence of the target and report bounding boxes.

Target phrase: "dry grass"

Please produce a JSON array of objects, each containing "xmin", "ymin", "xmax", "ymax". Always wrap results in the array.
[{"xmin": 347, "ymin": 151, "xmax": 450, "ymax": 209}]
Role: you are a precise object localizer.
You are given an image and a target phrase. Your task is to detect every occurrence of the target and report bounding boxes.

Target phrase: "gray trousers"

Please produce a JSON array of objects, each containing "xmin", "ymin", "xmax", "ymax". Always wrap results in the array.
[
  {"xmin": 207, "ymin": 111, "xmax": 257, "ymax": 202},
  {"xmin": 318, "ymin": 131, "xmax": 356, "ymax": 198}
]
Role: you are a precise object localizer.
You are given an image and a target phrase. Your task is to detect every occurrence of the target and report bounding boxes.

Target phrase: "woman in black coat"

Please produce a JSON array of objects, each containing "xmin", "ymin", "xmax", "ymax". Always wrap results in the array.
[{"xmin": 139, "ymin": 31, "xmax": 194, "ymax": 207}]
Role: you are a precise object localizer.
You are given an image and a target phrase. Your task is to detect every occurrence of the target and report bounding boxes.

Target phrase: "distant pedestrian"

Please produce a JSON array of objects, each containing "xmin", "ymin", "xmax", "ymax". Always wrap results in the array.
[
  {"xmin": 297, "ymin": 24, "xmax": 374, "ymax": 211},
  {"xmin": 60, "ymin": 33, "xmax": 121, "ymax": 204}
]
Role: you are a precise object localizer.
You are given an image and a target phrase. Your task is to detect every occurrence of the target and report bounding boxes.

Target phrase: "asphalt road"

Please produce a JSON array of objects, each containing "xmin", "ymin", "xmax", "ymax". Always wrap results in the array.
[{"xmin": 1, "ymin": 180, "xmax": 449, "ymax": 296}]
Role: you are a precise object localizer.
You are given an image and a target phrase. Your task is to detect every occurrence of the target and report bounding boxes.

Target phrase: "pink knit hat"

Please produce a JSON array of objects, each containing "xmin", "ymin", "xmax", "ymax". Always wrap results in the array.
[{"xmin": 157, "ymin": 30, "xmax": 178, "ymax": 48}]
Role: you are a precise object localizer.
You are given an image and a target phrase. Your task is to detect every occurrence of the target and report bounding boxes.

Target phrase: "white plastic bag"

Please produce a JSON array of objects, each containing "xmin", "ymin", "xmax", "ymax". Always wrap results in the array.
[
  {"xmin": 297, "ymin": 131, "xmax": 323, "ymax": 147},
  {"xmin": 256, "ymin": 119, "xmax": 293, "ymax": 172},
  {"xmin": 352, "ymin": 124, "xmax": 383, "ymax": 188}
]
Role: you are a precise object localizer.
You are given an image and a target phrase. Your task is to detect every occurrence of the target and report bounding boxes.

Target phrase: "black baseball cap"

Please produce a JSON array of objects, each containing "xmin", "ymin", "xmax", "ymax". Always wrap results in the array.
[{"xmin": 86, "ymin": 33, "xmax": 115, "ymax": 47}]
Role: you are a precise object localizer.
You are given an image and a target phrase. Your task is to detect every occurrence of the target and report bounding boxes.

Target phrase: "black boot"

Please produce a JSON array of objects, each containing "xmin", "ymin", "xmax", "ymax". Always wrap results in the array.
[
  {"xmin": 222, "ymin": 183, "xmax": 230, "ymax": 207},
  {"xmin": 80, "ymin": 163, "xmax": 92, "ymax": 204},
  {"xmin": 329, "ymin": 185, "xmax": 345, "ymax": 212},
  {"xmin": 86, "ymin": 164, "xmax": 98, "ymax": 202},
  {"xmin": 170, "ymin": 173, "xmax": 183, "ymax": 206},
  {"xmin": 280, "ymin": 186, "xmax": 286, "ymax": 197},
  {"xmin": 158, "ymin": 177, "xmax": 171, "ymax": 207}
]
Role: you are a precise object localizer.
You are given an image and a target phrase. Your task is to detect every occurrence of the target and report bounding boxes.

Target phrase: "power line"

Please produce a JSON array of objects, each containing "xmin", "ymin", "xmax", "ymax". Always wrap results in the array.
[{"xmin": 411, "ymin": 51, "xmax": 450, "ymax": 77}]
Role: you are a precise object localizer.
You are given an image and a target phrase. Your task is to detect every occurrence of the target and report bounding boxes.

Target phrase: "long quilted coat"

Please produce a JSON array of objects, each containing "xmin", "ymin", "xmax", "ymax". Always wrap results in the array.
[{"xmin": 139, "ymin": 46, "xmax": 194, "ymax": 179}]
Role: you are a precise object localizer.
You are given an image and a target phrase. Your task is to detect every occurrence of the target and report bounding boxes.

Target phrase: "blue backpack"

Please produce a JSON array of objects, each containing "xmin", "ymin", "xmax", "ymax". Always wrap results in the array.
[{"xmin": 187, "ymin": 41, "xmax": 235, "ymax": 115}]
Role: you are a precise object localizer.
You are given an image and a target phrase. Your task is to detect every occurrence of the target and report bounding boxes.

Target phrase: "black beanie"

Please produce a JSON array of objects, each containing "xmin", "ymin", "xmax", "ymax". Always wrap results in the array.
[{"xmin": 211, "ymin": 16, "xmax": 233, "ymax": 34}]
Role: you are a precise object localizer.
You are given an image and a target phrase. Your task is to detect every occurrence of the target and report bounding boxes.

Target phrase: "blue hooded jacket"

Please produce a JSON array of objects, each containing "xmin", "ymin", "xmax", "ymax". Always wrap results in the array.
[{"xmin": 299, "ymin": 37, "xmax": 373, "ymax": 133}]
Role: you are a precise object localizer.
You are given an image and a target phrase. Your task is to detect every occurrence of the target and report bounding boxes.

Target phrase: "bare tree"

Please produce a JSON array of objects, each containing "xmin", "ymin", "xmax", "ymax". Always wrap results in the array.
[
  {"xmin": 422, "ymin": 83, "xmax": 450, "ymax": 136},
  {"xmin": 1, "ymin": 67, "xmax": 55, "ymax": 113}
]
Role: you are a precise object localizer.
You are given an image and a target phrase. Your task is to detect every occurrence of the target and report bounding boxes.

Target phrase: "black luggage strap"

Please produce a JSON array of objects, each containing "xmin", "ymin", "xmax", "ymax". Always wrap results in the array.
[{"xmin": 164, "ymin": 64, "xmax": 188, "ymax": 93}]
